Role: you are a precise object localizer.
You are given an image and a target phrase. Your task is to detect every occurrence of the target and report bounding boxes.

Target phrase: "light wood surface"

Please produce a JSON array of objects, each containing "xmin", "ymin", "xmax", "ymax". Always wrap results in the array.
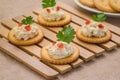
[
  {"xmin": 1, "ymin": 19, "xmax": 73, "ymax": 74},
  {"xmin": 23, "ymin": 12, "xmax": 95, "ymax": 61},
  {"xmin": 0, "ymin": 38, "xmax": 59, "ymax": 79},
  {"xmin": 0, "ymin": 0, "xmax": 120, "ymax": 80}
]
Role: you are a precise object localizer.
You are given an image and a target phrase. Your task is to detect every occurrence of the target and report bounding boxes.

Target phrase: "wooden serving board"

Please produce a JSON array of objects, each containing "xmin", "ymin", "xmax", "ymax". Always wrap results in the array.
[{"xmin": 0, "ymin": 1, "xmax": 120, "ymax": 79}]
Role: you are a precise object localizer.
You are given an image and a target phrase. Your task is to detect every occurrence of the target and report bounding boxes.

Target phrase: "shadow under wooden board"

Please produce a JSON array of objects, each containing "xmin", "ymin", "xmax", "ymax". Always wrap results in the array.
[{"xmin": 0, "ymin": 1, "xmax": 120, "ymax": 79}]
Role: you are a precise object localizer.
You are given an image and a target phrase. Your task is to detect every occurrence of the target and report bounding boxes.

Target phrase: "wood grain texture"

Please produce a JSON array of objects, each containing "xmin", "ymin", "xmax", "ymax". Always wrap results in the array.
[
  {"xmin": 26, "ymin": 11, "xmax": 105, "ymax": 56},
  {"xmin": 23, "ymin": 12, "xmax": 95, "ymax": 61},
  {"xmin": 0, "ymin": 1, "xmax": 120, "ymax": 79},
  {"xmin": 1, "ymin": 20, "xmax": 72, "ymax": 74},
  {"xmin": 58, "ymin": 1, "xmax": 120, "ymax": 36},
  {"xmin": 0, "ymin": 38, "xmax": 59, "ymax": 79},
  {"xmin": 12, "ymin": 15, "xmax": 84, "ymax": 73}
]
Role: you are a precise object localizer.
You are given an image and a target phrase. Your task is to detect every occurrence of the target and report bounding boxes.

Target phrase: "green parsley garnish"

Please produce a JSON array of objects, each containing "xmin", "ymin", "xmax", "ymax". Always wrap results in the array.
[
  {"xmin": 92, "ymin": 13, "xmax": 106, "ymax": 22},
  {"xmin": 42, "ymin": 0, "xmax": 56, "ymax": 8},
  {"xmin": 57, "ymin": 25, "xmax": 75, "ymax": 44},
  {"xmin": 21, "ymin": 16, "xmax": 34, "ymax": 25}
]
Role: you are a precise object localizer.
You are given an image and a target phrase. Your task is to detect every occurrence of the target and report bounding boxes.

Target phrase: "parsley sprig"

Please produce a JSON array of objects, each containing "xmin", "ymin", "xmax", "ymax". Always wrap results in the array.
[
  {"xmin": 42, "ymin": 0, "xmax": 56, "ymax": 8},
  {"xmin": 21, "ymin": 16, "xmax": 34, "ymax": 25},
  {"xmin": 92, "ymin": 13, "xmax": 106, "ymax": 22},
  {"xmin": 57, "ymin": 25, "xmax": 75, "ymax": 44}
]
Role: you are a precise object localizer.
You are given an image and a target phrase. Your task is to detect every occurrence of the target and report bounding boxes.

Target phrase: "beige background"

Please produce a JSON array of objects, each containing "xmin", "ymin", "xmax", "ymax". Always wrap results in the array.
[{"xmin": 0, "ymin": 0, "xmax": 120, "ymax": 80}]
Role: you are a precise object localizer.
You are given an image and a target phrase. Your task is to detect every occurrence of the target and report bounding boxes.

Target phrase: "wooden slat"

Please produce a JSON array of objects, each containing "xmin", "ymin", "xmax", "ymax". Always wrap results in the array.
[
  {"xmin": 37, "ymin": 39, "xmax": 83, "ymax": 70},
  {"xmin": 0, "ymin": 24, "xmax": 41, "ymax": 58},
  {"xmin": 70, "ymin": 23, "xmax": 117, "ymax": 50},
  {"xmin": 71, "ymin": 58, "xmax": 83, "ymax": 68},
  {"xmin": 38, "ymin": 39, "xmax": 83, "ymax": 68},
  {"xmin": 23, "ymin": 14, "xmax": 95, "ymax": 61},
  {"xmin": 12, "ymin": 16, "xmax": 85, "ymax": 67},
  {"xmin": 0, "ymin": 1, "xmax": 119, "ymax": 79},
  {"xmin": 70, "ymin": 23, "xmax": 120, "ymax": 47},
  {"xmin": 46, "ymin": 27, "xmax": 104, "ymax": 56},
  {"xmin": 103, "ymin": 22, "xmax": 120, "ymax": 36},
  {"xmin": 21, "ymin": 45, "xmax": 41, "ymax": 58},
  {"xmin": 5, "ymin": 9, "xmax": 119, "ymax": 52},
  {"xmin": 111, "ymin": 33, "xmax": 120, "ymax": 46},
  {"xmin": 71, "ymin": 14, "xmax": 85, "ymax": 25},
  {"xmin": 0, "ymin": 24, "xmax": 41, "ymax": 59},
  {"xmin": 40, "ymin": 26, "xmax": 104, "ymax": 55},
  {"xmin": 74, "ymin": 44, "xmax": 95, "ymax": 61},
  {"xmin": 37, "ymin": 37, "xmax": 84, "ymax": 68},
  {"xmin": 44, "ymin": 7, "xmax": 117, "ymax": 50},
  {"xmin": 33, "ymin": 8, "xmax": 117, "ymax": 50},
  {"xmin": 0, "ymin": 24, "xmax": 9, "ymax": 38},
  {"xmin": 33, "ymin": 8, "xmax": 85, "ymax": 26},
  {"xmin": 38, "ymin": 37, "xmax": 94, "ymax": 62},
  {"xmin": 24, "ymin": 12, "xmax": 105, "ymax": 56},
  {"xmin": 0, "ymin": 38, "xmax": 59, "ymax": 79},
  {"xmin": 58, "ymin": 1, "xmax": 120, "ymax": 36},
  {"xmin": 66, "ymin": 13, "xmax": 118, "ymax": 47},
  {"xmin": 1, "ymin": 21, "xmax": 72, "ymax": 74},
  {"xmin": 1, "ymin": 19, "xmax": 18, "ymax": 29},
  {"xmin": 37, "ymin": 28, "xmax": 95, "ymax": 60},
  {"xmin": 31, "ymin": 55, "xmax": 73, "ymax": 74},
  {"xmin": 38, "ymin": 38, "xmax": 51, "ymax": 47},
  {"xmin": 99, "ymin": 41, "xmax": 117, "ymax": 51}
]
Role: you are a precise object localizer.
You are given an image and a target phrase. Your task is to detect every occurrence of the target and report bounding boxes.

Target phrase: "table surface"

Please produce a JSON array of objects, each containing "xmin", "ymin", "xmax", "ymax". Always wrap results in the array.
[{"xmin": 0, "ymin": 0, "xmax": 120, "ymax": 80}]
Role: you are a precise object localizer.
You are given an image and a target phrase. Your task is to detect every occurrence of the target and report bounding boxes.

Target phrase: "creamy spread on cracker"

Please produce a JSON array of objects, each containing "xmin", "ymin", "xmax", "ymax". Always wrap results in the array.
[
  {"xmin": 81, "ymin": 20, "xmax": 107, "ymax": 38},
  {"xmin": 13, "ymin": 24, "xmax": 38, "ymax": 40},
  {"xmin": 47, "ymin": 41, "xmax": 74, "ymax": 59},
  {"xmin": 41, "ymin": 6, "xmax": 66, "ymax": 21}
]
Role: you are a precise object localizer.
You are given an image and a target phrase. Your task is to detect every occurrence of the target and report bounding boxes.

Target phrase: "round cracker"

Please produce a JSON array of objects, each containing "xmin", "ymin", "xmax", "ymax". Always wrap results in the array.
[
  {"xmin": 37, "ymin": 12, "xmax": 71, "ymax": 27},
  {"xmin": 76, "ymin": 28, "xmax": 112, "ymax": 44},
  {"xmin": 79, "ymin": 0, "xmax": 95, "ymax": 8},
  {"xmin": 94, "ymin": 0, "xmax": 116, "ymax": 12},
  {"xmin": 41, "ymin": 44, "xmax": 80, "ymax": 65},
  {"xmin": 8, "ymin": 29, "xmax": 44, "ymax": 46},
  {"xmin": 109, "ymin": 0, "xmax": 120, "ymax": 12}
]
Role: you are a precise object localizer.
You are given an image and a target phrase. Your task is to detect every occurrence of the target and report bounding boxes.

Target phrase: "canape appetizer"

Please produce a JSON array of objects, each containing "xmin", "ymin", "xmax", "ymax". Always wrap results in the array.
[
  {"xmin": 76, "ymin": 13, "xmax": 111, "ymax": 43},
  {"xmin": 37, "ymin": 0, "xmax": 72, "ymax": 27},
  {"xmin": 8, "ymin": 16, "xmax": 44, "ymax": 45},
  {"xmin": 41, "ymin": 25, "xmax": 80, "ymax": 65}
]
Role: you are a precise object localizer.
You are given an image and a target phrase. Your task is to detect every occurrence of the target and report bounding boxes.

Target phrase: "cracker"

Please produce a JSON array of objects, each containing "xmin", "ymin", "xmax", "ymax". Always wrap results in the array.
[
  {"xmin": 76, "ymin": 28, "xmax": 112, "ymax": 44},
  {"xmin": 109, "ymin": 0, "xmax": 120, "ymax": 12},
  {"xmin": 41, "ymin": 44, "xmax": 80, "ymax": 65},
  {"xmin": 8, "ymin": 29, "xmax": 44, "ymax": 45},
  {"xmin": 37, "ymin": 12, "xmax": 71, "ymax": 27},
  {"xmin": 94, "ymin": 0, "xmax": 116, "ymax": 12},
  {"xmin": 79, "ymin": 0, "xmax": 95, "ymax": 8}
]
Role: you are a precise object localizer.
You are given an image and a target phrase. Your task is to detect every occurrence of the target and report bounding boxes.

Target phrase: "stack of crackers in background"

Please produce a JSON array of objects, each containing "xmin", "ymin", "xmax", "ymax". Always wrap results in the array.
[{"xmin": 79, "ymin": 0, "xmax": 120, "ymax": 13}]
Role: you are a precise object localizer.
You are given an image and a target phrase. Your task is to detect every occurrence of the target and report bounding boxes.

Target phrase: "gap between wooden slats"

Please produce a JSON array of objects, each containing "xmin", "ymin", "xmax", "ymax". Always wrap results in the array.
[
  {"xmin": 0, "ymin": 38, "xmax": 59, "ymax": 79},
  {"xmin": 1, "ymin": 18, "xmax": 84, "ymax": 69},
  {"xmin": 29, "ymin": 11, "xmax": 105, "ymax": 55},
  {"xmin": 12, "ymin": 16, "xmax": 84, "ymax": 68},
  {"xmin": 57, "ymin": 1, "xmax": 120, "ymax": 36},
  {"xmin": 23, "ymin": 12, "xmax": 95, "ymax": 61},
  {"xmin": 69, "ymin": 13, "xmax": 119, "ymax": 47},
  {"xmin": 111, "ymin": 34, "xmax": 120, "ymax": 46},
  {"xmin": 70, "ymin": 23, "xmax": 120, "ymax": 47},
  {"xmin": 0, "ymin": 22, "xmax": 73, "ymax": 74},
  {"xmin": 33, "ymin": 8, "xmax": 117, "ymax": 51},
  {"xmin": 24, "ymin": 11, "xmax": 105, "ymax": 56}
]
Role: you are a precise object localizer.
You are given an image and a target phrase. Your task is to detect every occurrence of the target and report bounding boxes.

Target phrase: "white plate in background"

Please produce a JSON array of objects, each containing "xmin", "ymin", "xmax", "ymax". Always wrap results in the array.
[{"xmin": 74, "ymin": 0, "xmax": 120, "ymax": 17}]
